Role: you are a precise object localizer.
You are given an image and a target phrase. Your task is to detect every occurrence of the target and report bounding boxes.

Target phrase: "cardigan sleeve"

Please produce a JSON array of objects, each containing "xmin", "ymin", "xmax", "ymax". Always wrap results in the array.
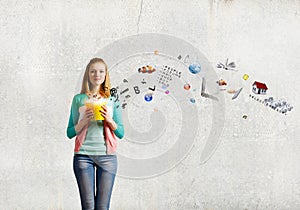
[
  {"xmin": 112, "ymin": 100, "xmax": 124, "ymax": 139},
  {"xmin": 66, "ymin": 95, "xmax": 79, "ymax": 139}
]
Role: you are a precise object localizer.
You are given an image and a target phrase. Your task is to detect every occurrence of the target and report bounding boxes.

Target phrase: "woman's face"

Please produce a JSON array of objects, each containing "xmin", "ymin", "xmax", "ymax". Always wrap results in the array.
[{"xmin": 88, "ymin": 62, "xmax": 106, "ymax": 88}]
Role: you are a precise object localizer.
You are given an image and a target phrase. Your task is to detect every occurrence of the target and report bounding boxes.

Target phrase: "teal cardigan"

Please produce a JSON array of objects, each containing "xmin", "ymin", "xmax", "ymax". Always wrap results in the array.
[{"xmin": 66, "ymin": 93, "xmax": 124, "ymax": 155}]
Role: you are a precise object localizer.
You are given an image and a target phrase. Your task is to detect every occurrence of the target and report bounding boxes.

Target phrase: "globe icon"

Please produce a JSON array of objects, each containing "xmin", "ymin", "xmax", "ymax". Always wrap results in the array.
[{"xmin": 188, "ymin": 63, "xmax": 201, "ymax": 74}]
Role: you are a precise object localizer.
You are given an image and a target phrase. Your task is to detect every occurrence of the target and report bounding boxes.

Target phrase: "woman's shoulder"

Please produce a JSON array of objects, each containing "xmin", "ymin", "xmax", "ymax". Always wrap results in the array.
[
  {"xmin": 72, "ymin": 93, "xmax": 88, "ymax": 102},
  {"xmin": 74, "ymin": 93, "xmax": 87, "ymax": 98}
]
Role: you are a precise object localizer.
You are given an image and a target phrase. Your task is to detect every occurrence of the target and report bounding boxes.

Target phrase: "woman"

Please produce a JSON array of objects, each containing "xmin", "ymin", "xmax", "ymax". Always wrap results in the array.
[{"xmin": 66, "ymin": 58, "xmax": 124, "ymax": 210}]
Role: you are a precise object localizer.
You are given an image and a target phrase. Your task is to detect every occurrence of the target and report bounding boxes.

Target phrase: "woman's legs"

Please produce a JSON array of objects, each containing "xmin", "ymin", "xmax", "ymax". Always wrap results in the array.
[
  {"xmin": 94, "ymin": 155, "xmax": 117, "ymax": 210},
  {"xmin": 73, "ymin": 154, "xmax": 117, "ymax": 210},
  {"xmin": 73, "ymin": 155, "xmax": 95, "ymax": 210}
]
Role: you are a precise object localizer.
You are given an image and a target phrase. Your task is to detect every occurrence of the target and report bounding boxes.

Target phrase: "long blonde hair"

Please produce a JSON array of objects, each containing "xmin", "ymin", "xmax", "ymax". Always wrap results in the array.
[{"xmin": 80, "ymin": 58, "xmax": 111, "ymax": 98}]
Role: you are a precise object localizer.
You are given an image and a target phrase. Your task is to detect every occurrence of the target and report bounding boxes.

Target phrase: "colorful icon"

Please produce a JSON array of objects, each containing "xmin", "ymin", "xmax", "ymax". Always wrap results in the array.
[
  {"xmin": 217, "ymin": 79, "xmax": 227, "ymax": 86},
  {"xmin": 252, "ymin": 81, "xmax": 268, "ymax": 95},
  {"xmin": 154, "ymin": 50, "xmax": 159, "ymax": 55},
  {"xmin": 138, "ymin": 65, "xmax": 156, "ymax": 73},
  {"xmin": 243, "ymin": 74, "xmax": 249, "ymax": 80},
  {"xmin": 165, "ymin": 90, "xmax": 170, "ymax": 94},
  {"xmin": 184, "ymin": 84, "xmax": 191, "ymax": 90},
  {"xmin": 190, "ymin": 98, "xmax": 196, "ymax": 103},
  {"xmin": 227, "ymin": 89, "xmax": 236, "ymax": 94},
  {"xmin": 144, "ymin": 93, "xmax": 153, "ymax": 102},
  {"xmin": 217, "ymin": 79, "xmax": 227, "ymax": 91},
  {"xmin": 188, "ymin": 63, "xmax": 201, "ymax": 74}
]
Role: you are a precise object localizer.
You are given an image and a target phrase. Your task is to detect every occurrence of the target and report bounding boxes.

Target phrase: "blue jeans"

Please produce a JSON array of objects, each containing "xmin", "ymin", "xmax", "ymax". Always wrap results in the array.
[{"xmin": 73, "ymin": 154, "xmax": 117, "ymax": 210}]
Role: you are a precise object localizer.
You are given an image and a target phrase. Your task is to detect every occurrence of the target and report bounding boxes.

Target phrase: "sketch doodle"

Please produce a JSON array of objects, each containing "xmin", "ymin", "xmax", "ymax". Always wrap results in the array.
[
  {"xmin": 249, "ymin": 94, "xmax": 293, "ymax": 115},
  {"xmin": 217, "ymin": 58, "xmax": 237, "ymax": 71},
  {"xmin": 110, "ymin": 87, "xmax": 119, "ymax": 102},
  {"xmin": 232, "ymin": 88, "xmax": 243, "ymax": 100},
  {"xmin": 200, "ymin": 77, "xmax": 218, "ymax": 101},
  {"xmin": 183, "ymin": 55, "xmax": 190, "ymax": 63},
  {"xmin": 133, "ymin": 86, "xmax": 140, "ymax": 94},
  {"xmin": 120, "ymin": 88, "xmax": 129, "ymax": 95},
  {"xmin": 263, "ymin": 97, "xmax": 293, "ymax": 114},
  {"xmin": 114, "ymin": 94, "xmax": 119, "ymax": 102},
  {"xmin": 157, "ymin": 65, "xmax": 181, "ymax": 87},
  {"xmin": 110, "ymin": 87, "xmax": 117, "ymax": 97},
  {"xmin": 148, "ymin": 85, "xmax": 156, "ymax": 91},
  {"xmin": 121, "ymin": 103, "xmax": 127, "ymax": 109}
]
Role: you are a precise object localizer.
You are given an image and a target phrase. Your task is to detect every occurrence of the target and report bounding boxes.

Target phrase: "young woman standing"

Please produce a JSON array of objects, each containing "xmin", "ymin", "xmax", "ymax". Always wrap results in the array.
[{"xmin": 67, "ymin": 58, "xmax": 124, "ymax": 210}]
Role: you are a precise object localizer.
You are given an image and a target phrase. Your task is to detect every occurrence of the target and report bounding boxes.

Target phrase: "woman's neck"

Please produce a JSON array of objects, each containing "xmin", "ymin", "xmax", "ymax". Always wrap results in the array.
[
  {"xmin": 90, "ymin": 90, "xmax": 98, "ymax": 94},
  {"xmin": 87, "ymin": 90, "xmax": 102, "ymax": 99},
  {"xmin": 90, "ymin": 86, "xmax": 100, "ymax": 94}
]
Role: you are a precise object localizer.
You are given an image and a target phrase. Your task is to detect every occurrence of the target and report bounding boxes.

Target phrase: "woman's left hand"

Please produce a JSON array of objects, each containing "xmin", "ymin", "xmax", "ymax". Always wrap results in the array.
[
  {"xmin": 100, "ymin": 105, "xmax": 114, "ymax": 124},
  {"xmin": 100, "ymin": 104, "xmax": 118, "ymax": 131}
]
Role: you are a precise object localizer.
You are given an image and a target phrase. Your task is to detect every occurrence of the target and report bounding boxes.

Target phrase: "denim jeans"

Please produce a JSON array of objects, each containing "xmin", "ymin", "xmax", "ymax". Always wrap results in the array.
[{"xmin": 73, "ymin": 154, "xmax": 117, "ymax": 210}]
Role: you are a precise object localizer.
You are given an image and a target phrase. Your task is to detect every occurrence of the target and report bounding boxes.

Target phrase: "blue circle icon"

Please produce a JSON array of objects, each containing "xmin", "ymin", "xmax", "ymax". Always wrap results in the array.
[
  {"xmin": 189, "ymin": 63, "xmax": 201, "ymax": 74},
  {"xmin": 144, "ymin": 94, "xmax": 153, "ymax": 102},
  {"xmin": 190, "ymin": 98, "xmax": 196, "ymax": 103}
]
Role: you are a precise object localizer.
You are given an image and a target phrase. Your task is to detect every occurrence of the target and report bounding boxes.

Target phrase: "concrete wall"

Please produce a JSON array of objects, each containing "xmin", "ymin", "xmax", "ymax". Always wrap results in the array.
[{"xmin": 0, "ymin": 0, "xmax": 299, "ymax": 209}]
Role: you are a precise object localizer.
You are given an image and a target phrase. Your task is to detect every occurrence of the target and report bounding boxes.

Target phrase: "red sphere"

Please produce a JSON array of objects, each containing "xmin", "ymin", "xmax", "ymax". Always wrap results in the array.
[{"xmin": 184, "ymin": 84, "xmax": 191, "ymax": 90}]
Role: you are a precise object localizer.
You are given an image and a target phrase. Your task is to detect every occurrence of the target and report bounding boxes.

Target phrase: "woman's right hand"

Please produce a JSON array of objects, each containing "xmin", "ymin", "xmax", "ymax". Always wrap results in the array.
[
  {"xmin": 80, "ymin": 108, "xmax": 94, "ymax": 126},
  {"xmin": 75, "ymin": 107, "xmax": 94, "ymax": 134}
]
